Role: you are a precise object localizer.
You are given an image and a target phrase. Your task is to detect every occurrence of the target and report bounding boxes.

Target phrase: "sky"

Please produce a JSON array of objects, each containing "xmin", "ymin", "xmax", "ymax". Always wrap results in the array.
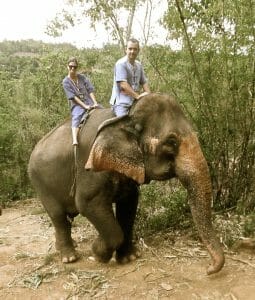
[
  {"xmin": 0, "ymin": 0, "xmax": 171, "ymax": 49},
  {"xmin": 0, "ymin": 0, "xmax": 107, "ymax": 48}
]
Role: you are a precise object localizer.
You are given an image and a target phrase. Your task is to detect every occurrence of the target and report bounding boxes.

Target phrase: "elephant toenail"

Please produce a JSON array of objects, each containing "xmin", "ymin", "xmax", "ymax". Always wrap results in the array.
[
  {"xmin": 129, "ymin": 254, "xmax": 136, "ymax": 261},
  {"xmin": 121, "ymin": 257, "xmax": 129, "ymax": 264},
  {"xmin": 62, "ymin": 257, "xmax": 68, "ymax": 263}
]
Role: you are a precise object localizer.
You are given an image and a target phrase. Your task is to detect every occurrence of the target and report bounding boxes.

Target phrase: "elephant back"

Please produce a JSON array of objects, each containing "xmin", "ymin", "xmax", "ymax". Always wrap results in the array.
[
  {"xmin": 28, "ymin": 108, "xmax": 114, "ymax": 198},
  {"xmin": 33, "ymin": 108, "xmax": 113, "ymax": 155}
]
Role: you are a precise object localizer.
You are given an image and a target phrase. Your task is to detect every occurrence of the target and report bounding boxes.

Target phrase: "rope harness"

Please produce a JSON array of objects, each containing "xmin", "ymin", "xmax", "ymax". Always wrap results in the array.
[{"xmin": 69, "ymin": 108, "xmax": 97, "ymax": 197}]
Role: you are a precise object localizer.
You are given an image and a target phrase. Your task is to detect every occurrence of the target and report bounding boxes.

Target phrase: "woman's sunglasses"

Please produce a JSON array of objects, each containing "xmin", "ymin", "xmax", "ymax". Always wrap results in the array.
[{"xmin": 69, "ymin": 65, "xmax": 78, "ymax": 69}]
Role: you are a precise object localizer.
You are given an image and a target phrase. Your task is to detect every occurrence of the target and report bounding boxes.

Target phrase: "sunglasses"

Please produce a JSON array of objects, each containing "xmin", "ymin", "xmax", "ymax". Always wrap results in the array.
[{"xmin": 69, "ymin": 65, "xmax": 78, "ymax": 69}]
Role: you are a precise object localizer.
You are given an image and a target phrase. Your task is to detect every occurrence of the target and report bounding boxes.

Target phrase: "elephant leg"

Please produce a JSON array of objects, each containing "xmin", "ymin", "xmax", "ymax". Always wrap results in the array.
[
  {"xmin": 53, "ymin": 215, "xmax": 77, "ymax": 263},
  {"xmin": 42, "ymin": 198, "xmax": 77, "ymax": 263},
  {"xmin": 79, "ymin": 194, "xmax": 124, "ymax": 263},
  {"xmin": 115, "ymin": 182, "xmax": 141, "ymax": 264}
]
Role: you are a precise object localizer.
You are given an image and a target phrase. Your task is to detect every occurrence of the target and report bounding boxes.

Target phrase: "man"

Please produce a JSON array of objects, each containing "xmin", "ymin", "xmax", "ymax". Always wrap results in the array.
[
  {"xmin": 110, "ymin": 38, "xmax": 151, "ymax": 117},
  {"xmin": 62, "ymin": 57, "xmax": 99, "ymax": 145}
]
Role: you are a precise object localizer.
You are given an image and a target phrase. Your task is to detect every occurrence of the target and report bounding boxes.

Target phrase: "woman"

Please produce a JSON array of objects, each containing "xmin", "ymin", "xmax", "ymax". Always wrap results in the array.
[{"xmin": 62, "ymin": 57, "xmax": 99, "ymax": 145}]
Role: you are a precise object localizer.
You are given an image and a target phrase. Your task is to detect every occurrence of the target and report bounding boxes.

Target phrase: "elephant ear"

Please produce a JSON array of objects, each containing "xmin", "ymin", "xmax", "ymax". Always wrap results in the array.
[{"xmin": 85, "ymin": 119, "xmax": 145, "ymax": 184}]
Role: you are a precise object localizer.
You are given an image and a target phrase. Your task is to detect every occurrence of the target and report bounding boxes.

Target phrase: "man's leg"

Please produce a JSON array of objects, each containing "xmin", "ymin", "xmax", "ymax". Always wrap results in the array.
[{"xmin": 113, "ymin": 105, "xmax": 129, "ymax": 117}]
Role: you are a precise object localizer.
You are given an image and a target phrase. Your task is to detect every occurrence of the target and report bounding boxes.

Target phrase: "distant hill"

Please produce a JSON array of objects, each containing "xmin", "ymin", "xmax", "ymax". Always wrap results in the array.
[{"xmin": 0, "ymin": 39, "xmax": 77, "ymax": 56}]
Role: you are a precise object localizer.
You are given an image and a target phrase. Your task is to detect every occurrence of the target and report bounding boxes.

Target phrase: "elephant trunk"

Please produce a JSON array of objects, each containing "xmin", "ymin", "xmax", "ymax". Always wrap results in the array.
[{"xmin": 176, "ymin": 133, "xmax": 225, "ymax": 275}]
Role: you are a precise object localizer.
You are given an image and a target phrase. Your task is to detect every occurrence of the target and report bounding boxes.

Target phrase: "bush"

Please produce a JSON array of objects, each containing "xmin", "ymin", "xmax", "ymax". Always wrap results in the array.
[
  {"xmin": 136, "ymin": 180, "xmax": 191, "ymax": 236},
  {"xmin": 243, "ymin": 213, "xmax": 255, "ymax": 238}
]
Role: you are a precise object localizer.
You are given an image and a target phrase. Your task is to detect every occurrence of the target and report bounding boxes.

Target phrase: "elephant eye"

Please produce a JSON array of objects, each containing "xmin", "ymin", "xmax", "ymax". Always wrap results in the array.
[
  {"xmin": 162, "ymin": 144, "xmax": 176, "ymax": 156},
  {"xmin": 162, "ymin": 134, "xmax": 180, "ymax": 156},
  {"xmin": 135, "ymin": 123, "xmax": 143, "ymax": 133}
]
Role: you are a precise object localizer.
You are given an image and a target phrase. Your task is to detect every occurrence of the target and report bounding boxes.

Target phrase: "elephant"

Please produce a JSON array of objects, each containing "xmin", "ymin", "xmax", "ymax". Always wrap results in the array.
[{"xmin": 28, "ymin": 93, "xmax": 225, "ymax": 275}]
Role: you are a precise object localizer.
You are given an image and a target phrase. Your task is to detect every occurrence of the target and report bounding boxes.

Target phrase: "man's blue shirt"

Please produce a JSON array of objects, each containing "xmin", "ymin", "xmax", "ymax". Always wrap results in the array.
[{"xmin": 110, "ymin": 56, "xmax": 147, "ymax": 106}]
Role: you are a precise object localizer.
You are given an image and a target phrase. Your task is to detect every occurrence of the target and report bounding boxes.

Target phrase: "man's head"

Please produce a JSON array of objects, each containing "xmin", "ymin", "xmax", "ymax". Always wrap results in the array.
[{"xmin": 126, "ymin": 38, "xmax": 140, "ymax": 63}]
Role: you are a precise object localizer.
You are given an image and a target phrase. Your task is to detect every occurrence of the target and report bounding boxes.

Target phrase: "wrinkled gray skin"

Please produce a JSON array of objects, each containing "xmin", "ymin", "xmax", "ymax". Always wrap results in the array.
[{"xmin": 28, "ymin": 93, "xmax": 224, "ymax": 275}]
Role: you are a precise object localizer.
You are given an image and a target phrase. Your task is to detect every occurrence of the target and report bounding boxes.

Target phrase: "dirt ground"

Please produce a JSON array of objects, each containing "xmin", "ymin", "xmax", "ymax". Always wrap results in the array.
[{"xmin": 1, "ymin": 199, "xmax": 255, "ymax": 300}]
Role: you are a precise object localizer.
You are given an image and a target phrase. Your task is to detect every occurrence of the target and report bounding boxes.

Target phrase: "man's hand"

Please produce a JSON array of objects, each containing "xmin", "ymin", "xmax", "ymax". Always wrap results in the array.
[{"xmin": 137, "ymin": 92, "xmax": 150, "ymax": 100}]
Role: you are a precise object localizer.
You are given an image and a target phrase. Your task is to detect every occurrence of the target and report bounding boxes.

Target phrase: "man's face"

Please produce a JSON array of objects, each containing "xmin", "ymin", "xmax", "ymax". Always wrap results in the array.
[{"xmin": 126, "ymin": 41, "xmax": 139, "ymax": 62}]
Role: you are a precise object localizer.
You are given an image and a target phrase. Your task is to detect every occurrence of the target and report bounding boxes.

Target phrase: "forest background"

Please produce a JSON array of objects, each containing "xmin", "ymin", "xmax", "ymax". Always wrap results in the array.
[{"xmin": 0, "ymin": 0, "xmax": 254, "ymax": 238}]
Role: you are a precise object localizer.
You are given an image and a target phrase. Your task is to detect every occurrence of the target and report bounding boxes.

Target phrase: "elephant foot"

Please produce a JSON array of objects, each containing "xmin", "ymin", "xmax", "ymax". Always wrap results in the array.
[
  {"xmin": 61, "ymin": 248, "xmax": 78, "ymax": 263},
  {"xmin": 55, "ymin": 238, "xmax": 77, "ymax": 249},
  {"xmin": 116, "ymin": 244, "xmax": 141, "ymax": 264},
  {"xmin": 92, "ymin": 237, "xmax": 114, "ymax": 263},
  {"xmin": 55, "ymin": 240, "xmax": 78, "ymax": 263},
  {"xmin": 206, "ymin": 256, "xmax": 225, "ymax": 275},
  {"xmin": 206, "ymin": 244, "xmax": 225, "ymax": 275}
]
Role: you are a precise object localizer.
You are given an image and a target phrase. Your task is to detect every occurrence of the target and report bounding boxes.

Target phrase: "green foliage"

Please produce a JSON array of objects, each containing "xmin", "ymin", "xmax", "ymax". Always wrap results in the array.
[
  {"xmin": 136, "ymin": 181, "xmax": 191, "ymax": 235},
  {"xmin": 79, "ymin": 45, "xmax": 122, "ymax": 106},
  {"xmin": 157, "ymin": 0, "xmax": 255, "ymax": 210},
  {"xmin": 243, "ymin": 214, "xmax": 255, "ymax": 238}
]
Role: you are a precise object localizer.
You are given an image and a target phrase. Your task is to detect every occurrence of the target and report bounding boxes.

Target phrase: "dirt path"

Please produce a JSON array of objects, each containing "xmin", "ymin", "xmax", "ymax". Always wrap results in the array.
[{"xmin": 0, "ymin": 199, "xmax": 255, "ymax": 300}]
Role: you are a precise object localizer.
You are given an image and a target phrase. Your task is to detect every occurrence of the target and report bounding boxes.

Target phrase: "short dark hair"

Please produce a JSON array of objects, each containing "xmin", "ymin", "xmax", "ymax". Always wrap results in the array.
[
  {"xmin": 127, "ymin": 38, "xmax": 140, "ymax": 48},
  {"xmin": 68, "ymin": 57, "xmax": 78, "ymax": 66}
]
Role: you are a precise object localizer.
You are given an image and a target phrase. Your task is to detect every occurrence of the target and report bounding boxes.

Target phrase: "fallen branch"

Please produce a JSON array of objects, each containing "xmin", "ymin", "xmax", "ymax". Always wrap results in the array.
[{"xmin": 226, "ymin": 255, "xmax": 255, "ymax": 268}]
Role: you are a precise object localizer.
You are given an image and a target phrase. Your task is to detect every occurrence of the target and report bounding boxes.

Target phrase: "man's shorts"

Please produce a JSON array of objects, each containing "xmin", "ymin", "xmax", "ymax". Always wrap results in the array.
[{"xmin": 112, "ymin": 104, "xmax": 131, "ymax": 117}]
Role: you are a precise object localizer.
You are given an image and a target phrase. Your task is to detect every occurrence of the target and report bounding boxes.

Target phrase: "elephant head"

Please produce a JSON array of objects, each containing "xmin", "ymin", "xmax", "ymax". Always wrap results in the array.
[{"xmin": 85, "ymin": 93, "xmax": 224, "ymax": 274}]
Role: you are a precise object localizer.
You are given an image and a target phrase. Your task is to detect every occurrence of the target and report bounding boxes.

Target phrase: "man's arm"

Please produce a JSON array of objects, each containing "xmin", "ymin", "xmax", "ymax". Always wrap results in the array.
[
  {"xmin": 119, "ymin": 81, "xmax": 151, "ymax": 100},
  {"xmin": 142, "ymin": 82, "xmax": 151, "ymax": 93},
  {"xmin": 119, "ymin": 81, "xmax": 140, "ymax": 100}
]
